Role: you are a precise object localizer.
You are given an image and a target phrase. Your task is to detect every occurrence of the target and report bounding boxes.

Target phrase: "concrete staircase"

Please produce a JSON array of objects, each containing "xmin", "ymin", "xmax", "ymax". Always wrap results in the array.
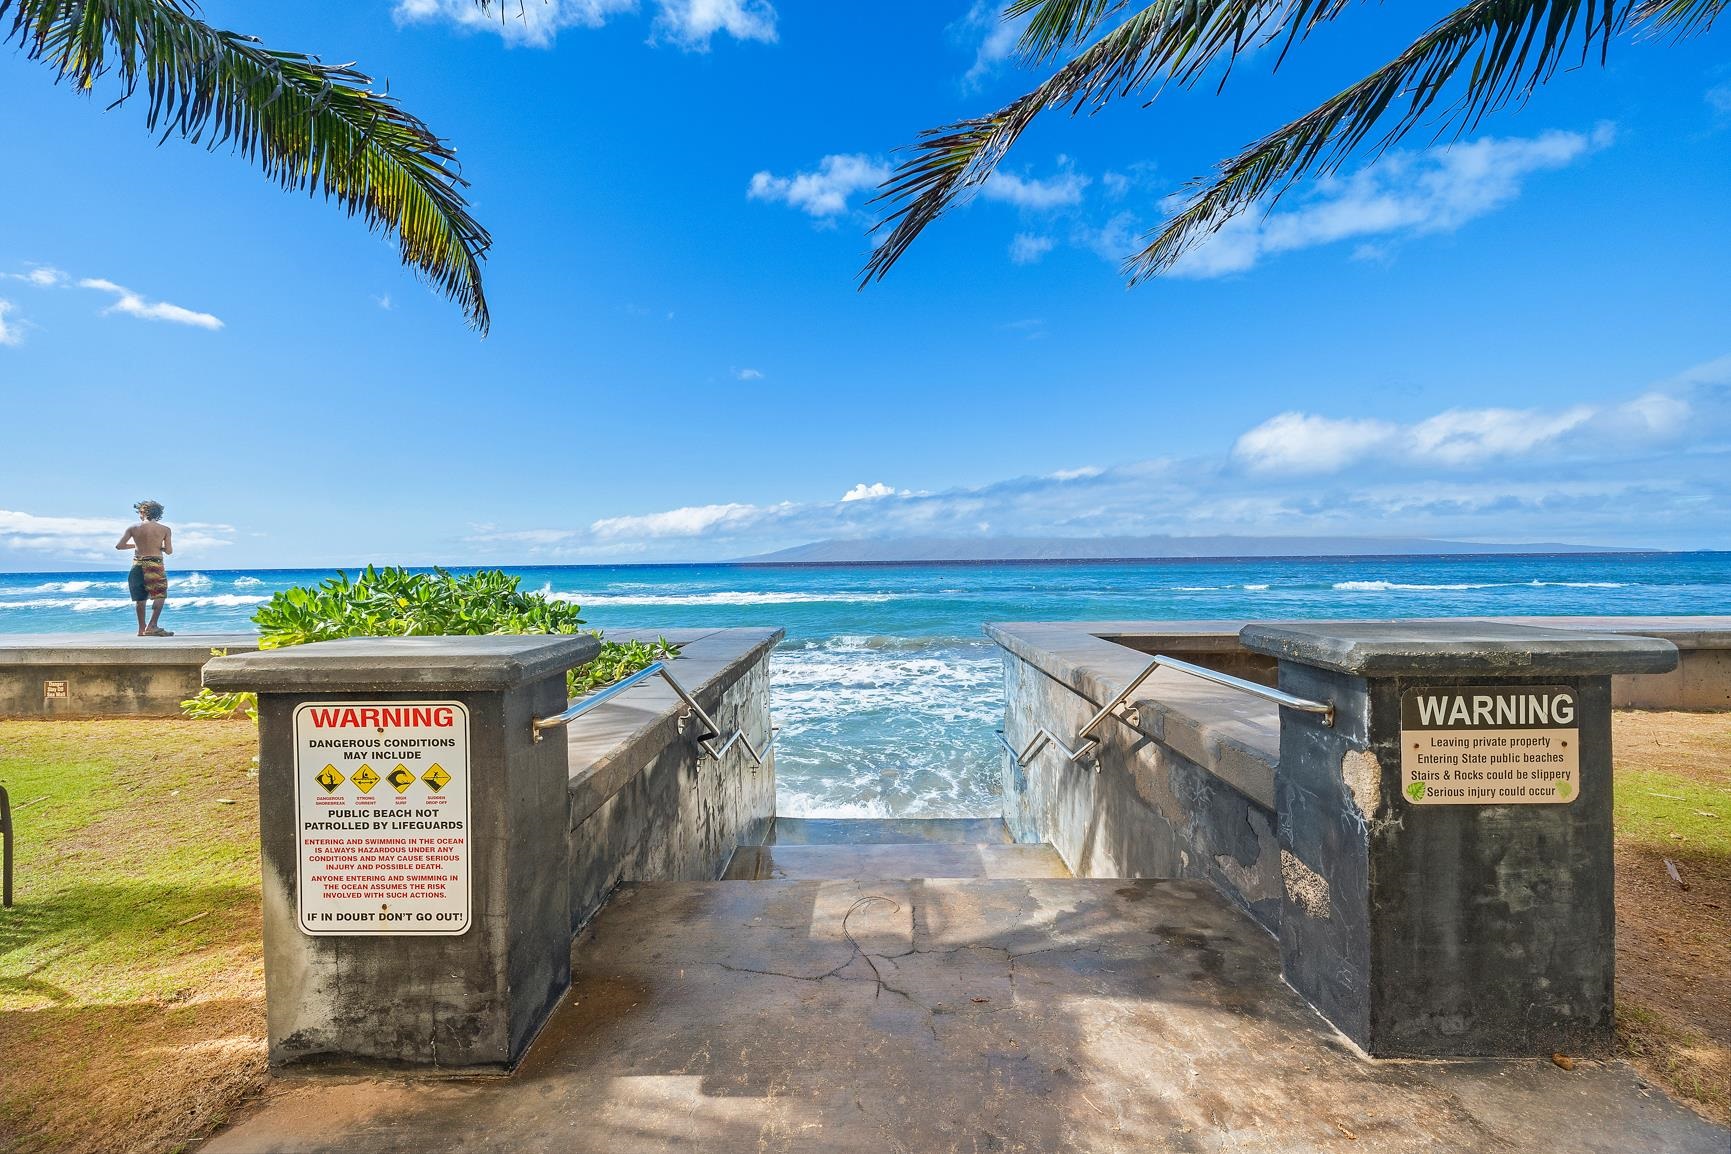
[
  {"xmin": 721, "ymin": 817, "xmax": 1071, "ymax": 881},
  {"xmin": 204, "ymin": 817, "xmax": 1728, "ymax": 1154}
]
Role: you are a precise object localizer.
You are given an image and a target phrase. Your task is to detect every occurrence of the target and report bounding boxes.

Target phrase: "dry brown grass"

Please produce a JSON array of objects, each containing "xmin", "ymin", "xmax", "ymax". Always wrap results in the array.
[
  {"xmin": 1612, "ymin": 710, "xmax": 1731, "ymax": 1126},
  {"xmin": 0, "ymin": 720, "xmax": 266, "ymax": 1154}
]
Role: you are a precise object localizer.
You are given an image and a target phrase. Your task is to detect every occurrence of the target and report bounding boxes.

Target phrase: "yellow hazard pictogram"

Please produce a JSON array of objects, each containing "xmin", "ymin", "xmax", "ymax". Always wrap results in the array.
[
  {"xmin": 315, "ymin": 764, "xmax": 345, "ymax": 793},
  {"xmin": 386, "ymin": 764, "xmax": 416, "ymax": 794},
  {"xmin": 422, "ymin": 763, "xmax": 451, "ymax": 792},
  {"xmin": 351, "ymin": 764, "xmax": 380, "ymax": 793}
]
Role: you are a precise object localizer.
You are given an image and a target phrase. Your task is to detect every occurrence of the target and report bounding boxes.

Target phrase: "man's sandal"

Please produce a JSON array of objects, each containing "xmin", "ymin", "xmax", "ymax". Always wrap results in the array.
[{"xmin": 146, "ymin": 627, "xmax": 175, "ymax": 637}]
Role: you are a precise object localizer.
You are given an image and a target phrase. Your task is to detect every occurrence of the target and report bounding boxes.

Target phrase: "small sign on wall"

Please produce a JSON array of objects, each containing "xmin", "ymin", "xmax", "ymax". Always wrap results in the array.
[
  {"xmin": 43, "ymin": 680, "xmax": 68, "ymax": 700},
  {"xmin": 1400, "ymin": 686, "xmax": 1580, "ymax": 805}
]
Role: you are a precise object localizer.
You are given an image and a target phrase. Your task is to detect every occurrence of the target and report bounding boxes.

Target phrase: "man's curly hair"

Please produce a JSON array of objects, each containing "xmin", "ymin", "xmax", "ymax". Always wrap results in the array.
[{"xmin": 135, "ymin": 500, "xmax": 165, "ymax": 522}]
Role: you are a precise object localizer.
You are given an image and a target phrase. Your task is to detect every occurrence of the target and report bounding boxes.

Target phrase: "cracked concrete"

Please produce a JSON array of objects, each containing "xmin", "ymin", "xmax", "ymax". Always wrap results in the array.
[{"xmin": 204, "ymin": 878, "xmax": 1726, "ymax": 1153}]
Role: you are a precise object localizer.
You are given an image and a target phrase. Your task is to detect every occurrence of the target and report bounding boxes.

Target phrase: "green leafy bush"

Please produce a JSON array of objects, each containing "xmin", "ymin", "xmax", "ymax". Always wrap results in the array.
[{"xmin": 182, "ymin": 566, "xmax": 676, "ymax": 717}]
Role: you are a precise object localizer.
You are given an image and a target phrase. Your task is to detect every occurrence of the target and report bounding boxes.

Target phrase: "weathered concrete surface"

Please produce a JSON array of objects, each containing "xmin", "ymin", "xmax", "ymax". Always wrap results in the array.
[
  {"xmin": 1241, "ymin": 619, "xmax": 1679, "ymax": 678},
  {"xmin": 0, "ymin": 631, "xmax": 257, "ymax": 717},
  {"xmin": 1241, "ymin": 622, "xmax": 1669, "ymax": 1059},
  {"xmin": 205, "ymin": 633, "xmax": 600, "ymax": 694},
  {"xmin": 203, "ymin": 879, "xmax": 1728, "ymax": 1153},
  {"xmin": 989, "ymin": 617, "xmax": 1731, "ymax": 710},
  {"xmin": 203, "ymin": 636, "xmax": 594, "ymax": 1070},
  {"xmin": 565, "ymin": 628, "xmax": 781, "ymax": 934},
  {"xmin": 722, "ymin": 842, "xmax": 1071, "ymax": 880},
  {"xmin": 990, "ymin": 622, "xmax": 1283, "ymax": 929}
]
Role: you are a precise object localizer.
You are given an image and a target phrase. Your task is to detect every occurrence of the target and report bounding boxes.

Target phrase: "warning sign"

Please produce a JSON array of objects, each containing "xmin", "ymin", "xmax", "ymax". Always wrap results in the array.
[
  {"xmin": 1400, "ymin": 686, "xmax": 1580, "ymax": 806},
  {"xmin": 292, "ymin": 701, "xmax": 471, "ymax": 936}
]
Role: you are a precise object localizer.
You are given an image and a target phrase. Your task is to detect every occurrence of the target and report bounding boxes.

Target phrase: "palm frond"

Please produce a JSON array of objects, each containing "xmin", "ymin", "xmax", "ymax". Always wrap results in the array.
[
  {"xmin": 862, "ymin": 0, "xmax": 1351, "ymax": 284},
  {"xmin": 2, "ymin": 0, "xmax": 491, "ymax": 333},
  {"xmin": 1633, "ymin": 0, "xmax": 1727, "ymax": 34},
  {"xmin": 1129, "ymin": 0, "xmax": 1635, "ymax": 282}
]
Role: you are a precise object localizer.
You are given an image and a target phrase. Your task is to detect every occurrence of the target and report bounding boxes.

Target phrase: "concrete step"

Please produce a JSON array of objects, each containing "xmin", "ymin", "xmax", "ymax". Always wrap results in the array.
[
  {"xmin": 760, "ymin": 817, "xmax": 1014, "ymax": 846},
  {"xmin": 204, "ymin": 877, "xmax": 1727, "ymax": 1154},
  {"xmin": 721, "ymin": 842, "xmax": 1071, "ymax": 880}
]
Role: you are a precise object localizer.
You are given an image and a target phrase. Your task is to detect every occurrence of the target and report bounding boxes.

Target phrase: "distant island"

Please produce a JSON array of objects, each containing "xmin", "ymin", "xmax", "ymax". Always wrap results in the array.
[{"xmin": 734, "ymin": 535, "xmax": 1622, "ymax": 564}]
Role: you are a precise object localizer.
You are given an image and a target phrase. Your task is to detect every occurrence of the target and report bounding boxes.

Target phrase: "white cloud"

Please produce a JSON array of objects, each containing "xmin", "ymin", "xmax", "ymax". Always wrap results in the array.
[
  {"xmin": 79, "ymin": 278, "xmax": 223, "ymax": 330},
  {"xmin": 1233, "ymin": 413, "xmax": 1398, "ymax": 473},
  {"xmin": 0, "ymin": 300, "xmax": 22, "ymax": 347},
  {"xmin": 1709, "ymin": 83, "xmax": 1731, "ymax": 116},
  {"xmin": 735, "ymin": 367, "xmax": 764, "ymax": 381},
  {"xmin": 4, "ymin": 265, "xmax": 67, "ymax": 287},
  {"xmin": 1171, "ymin": 125, "xmax": 1614, "ymax": 278},
  {"xmin": 394, "ymin": 0, "xmax": 775, "ymax": 49},
  {"xmin": 0, "ymin": 508, "xmax": 236, "ymax": 562},
  {"xmin": 983, "ymin": 168, "xmax": 1089, "ymax": 210},
  {"xmin": 956, "ymin": 0, "xmax": 1028, "ymax": 89},
  {"xmin": 393, "ymin": 0, "xmax": 635, "ymax": 47},
  {"xmin": 841, "ymin": 482, "xmax": 899, "ymax": 502},
  {"xmin": 1407, "ymin": 406, "xmax": 1594, "ymax": 466},
  {"xmin": 374, "ymin": 294, "xmax": 394, "ymax": 311},
  {"xmin": 591, "ymin": 501, "xmax": 779, "ymax": 539},
  {"xmin": 748, "ymin": 154, "xmax": 889, "ymax": 219},
  {"xmin": 1235, "ymin": 404, "xmax": 1600, "ymax": 474},
  {"xmin": 465, "ymin": 355, "xmax": 1731, "ymax": 556},
  {"xmin": 1077, "ymin": 211, "xmax": 1141, "ymax": 262},
  {"xmin": 1009, "ymin": 233, "xmax": 1055, "ymax": 264},
  {"xmin": 652, "ymin": 0, "xmax": 776, "ymax": 49}
]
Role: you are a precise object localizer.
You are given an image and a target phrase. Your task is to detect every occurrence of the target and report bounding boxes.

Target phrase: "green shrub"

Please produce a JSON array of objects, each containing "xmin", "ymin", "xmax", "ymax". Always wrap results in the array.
[{"xmin": 182, "ymin": 566, "xmax": 676, "ymax": 717}]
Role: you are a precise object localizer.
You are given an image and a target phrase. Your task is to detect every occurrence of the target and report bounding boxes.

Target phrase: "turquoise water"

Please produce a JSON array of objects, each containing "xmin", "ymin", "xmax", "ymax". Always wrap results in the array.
[{"xmin": 4, "ymin": 554, "xmax": 1726, "ymax": 815}]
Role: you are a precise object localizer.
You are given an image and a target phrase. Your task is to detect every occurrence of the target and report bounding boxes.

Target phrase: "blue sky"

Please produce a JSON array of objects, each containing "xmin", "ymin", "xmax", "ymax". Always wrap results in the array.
[{"xmin": 1, "ymin": 1, "xmax": 1727, "ymax": 571}]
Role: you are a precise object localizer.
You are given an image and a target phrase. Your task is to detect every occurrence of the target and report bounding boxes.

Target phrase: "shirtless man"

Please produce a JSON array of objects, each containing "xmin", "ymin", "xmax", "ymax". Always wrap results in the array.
[{"xmin": 116, "ymin": 500, "xmax": 174, "ymax": 637}]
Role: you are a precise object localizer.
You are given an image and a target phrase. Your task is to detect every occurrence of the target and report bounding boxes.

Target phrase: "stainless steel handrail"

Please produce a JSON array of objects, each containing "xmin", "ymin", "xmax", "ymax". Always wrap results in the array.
[
  {"xmin": 996, "ymin": 653, "xmax": 1333, "ymax": 772},
  {"xmin": 532, "ymin": 661, "xmax": 770, "ymax": 766},
  {"xmin": 1151, "ymin": 655, "xmax": 1334, "ymax": 725},
  {"xmin": 995, "ymin": 726, "xmax": 1098, "ymax": 771}
]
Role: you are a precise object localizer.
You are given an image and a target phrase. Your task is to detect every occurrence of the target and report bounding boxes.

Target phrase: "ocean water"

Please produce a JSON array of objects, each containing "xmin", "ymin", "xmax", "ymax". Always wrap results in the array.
[{"xmin": 4, "ymin": 554, "xmax": 1726, "ymax": 816}]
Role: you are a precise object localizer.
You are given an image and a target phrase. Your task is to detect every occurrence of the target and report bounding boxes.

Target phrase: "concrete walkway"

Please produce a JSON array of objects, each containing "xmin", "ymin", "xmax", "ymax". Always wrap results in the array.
[{"xmin": 204, "ymin": 824, "xmax": 1727, "ymax": 1153}]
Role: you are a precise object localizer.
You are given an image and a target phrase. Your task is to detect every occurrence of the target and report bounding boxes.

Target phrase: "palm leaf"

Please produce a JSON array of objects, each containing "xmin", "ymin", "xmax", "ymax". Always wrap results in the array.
[
  {"xmin": 1130, "ymin": 0, "xmax": 1644, "ymax": 281},
  {"xmin": 2, "ymin": 0, "xmax": 491, "ymax": 333},
  {"xmin": 862, "ymin": 0, "xmax": 1352, "ymax": 283}
]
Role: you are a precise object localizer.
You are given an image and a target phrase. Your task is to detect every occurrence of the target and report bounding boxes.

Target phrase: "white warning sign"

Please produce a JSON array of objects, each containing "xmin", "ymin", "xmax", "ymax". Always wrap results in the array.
[
  {"xmin": 1400, "ymin": 686, "xmax": 1580, "ymax": 805},
  {"xmin": 293, "ymin": 701, "xmax": 471, "ymax": 935}
]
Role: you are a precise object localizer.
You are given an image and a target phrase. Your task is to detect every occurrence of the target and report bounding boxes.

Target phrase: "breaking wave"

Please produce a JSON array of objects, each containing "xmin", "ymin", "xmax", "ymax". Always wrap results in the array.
[{"xmin": 550, "ymin": 589, "xmax": 911, "ymax": 607}]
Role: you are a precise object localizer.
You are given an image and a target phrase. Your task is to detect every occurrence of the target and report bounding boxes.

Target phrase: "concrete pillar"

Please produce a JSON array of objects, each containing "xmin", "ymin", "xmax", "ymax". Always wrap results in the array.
[
  {"xmin": 204, "ymin": 634, "xmax": 598, "ymax": 1070},
  {"xmin": 1240, "ymin": 621, "xmax": 1677, "ymax": 1058}
]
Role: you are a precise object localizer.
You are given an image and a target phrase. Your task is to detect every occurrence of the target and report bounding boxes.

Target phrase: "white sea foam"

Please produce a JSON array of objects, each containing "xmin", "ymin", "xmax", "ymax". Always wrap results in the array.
[
  {"xmin": 769, "ymin": 637, "xmax": 1001, "ymax": 818},
  {"xmin": 178, "ymin": 572, "xmax": 213, "ymax": 589},
  {"xmin": 5, "ymin": 579, "xmax": 127, "ymax": 594},
  {"xmin": 1242, "ymin": 583, "xmax": 1271, "ymax": 591},
  {"xmin": 1334, "ymin": 580, "xmax": 1503, "ymax": 592},
  {"xmin": 551, "ymin": 590, "xmax": 911, "ymax": 607},
  {"xmin": 233, "ymin": 576, "xmax": 264, "ymax": 587},
  {"xmin": 0, "ymin": 593, "xmax": 268, "ymax": 612}
]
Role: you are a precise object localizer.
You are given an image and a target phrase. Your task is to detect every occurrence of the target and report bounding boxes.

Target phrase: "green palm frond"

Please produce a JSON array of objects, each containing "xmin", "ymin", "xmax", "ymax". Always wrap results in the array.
[
  {"xmin": 1634, "ymin": 0, "xmax": 1727, "ymax": 34},
  {"xmin": 3, "ymin": 0, "xmax": 491, "ymax": 333},
  {"xmin": 1131, "ymin": 0, "xmax": 1635, "ymax": 280},
  {"xmin": 862, "ymin": 0, "xmax": 1351, "ymax": 284},
  {"xmin": 871, "ymin": 0, "xmax": 1724, "ymax": 288}
]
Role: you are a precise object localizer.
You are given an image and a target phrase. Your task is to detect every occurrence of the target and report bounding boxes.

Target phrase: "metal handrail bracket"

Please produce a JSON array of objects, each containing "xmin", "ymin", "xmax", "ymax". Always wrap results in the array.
[
  {"xmin": 994, "ymin": 652, "xmax": 1333, "ymax": 775},
  {"xmin": 532, "ymin": 661, "xmax": 770, "ymax": 767}
]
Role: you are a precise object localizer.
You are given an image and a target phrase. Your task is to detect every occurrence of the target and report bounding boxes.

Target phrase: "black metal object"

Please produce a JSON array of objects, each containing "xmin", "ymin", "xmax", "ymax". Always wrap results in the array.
[{"xmin": 0, "ymin": 784, "xmax": 11, "ymax": 907}]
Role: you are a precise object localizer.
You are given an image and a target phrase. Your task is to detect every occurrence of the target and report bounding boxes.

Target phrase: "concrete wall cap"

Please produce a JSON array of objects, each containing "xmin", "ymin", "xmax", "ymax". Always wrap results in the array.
[
  {"xmin": 202, "ymin": 633, "xmax": 602, "ymax": 693},
  {"xmin": 1239, "ymin": 620, "xmax": 1679, "ymax": 677},
  {"xmin": 0, "ymin": 633, "xmax": 260, "ymax": 666}
]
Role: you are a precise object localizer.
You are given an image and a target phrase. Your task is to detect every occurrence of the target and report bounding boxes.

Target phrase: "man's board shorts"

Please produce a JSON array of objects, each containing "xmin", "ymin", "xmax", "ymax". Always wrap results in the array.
[{"xmin": 128, "ymin": 557, "xmax": 168, "ymax": 602}]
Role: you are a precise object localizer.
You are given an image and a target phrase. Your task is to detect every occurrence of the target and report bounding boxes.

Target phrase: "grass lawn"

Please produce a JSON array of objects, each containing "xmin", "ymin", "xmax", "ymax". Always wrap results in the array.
[
  {"xmin": 0, "ymin": 712, "xmax": 1726, "ymax": 1152},
  {"xmin": 1610, "ymin": 711, "xmax": 1731, "ymax": 1126},
  {"xmin": 0, "ymin": 720, "xmax": 265, "ymax": 1154}
]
